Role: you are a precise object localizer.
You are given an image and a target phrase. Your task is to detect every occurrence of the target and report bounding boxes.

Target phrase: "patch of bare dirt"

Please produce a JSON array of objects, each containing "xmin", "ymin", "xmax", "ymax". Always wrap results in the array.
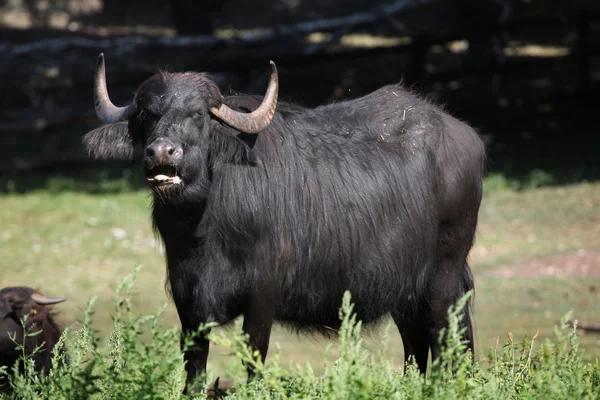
[{"xmin": 488, "ymin": 249, "xmax": 600, "ymax": 278}]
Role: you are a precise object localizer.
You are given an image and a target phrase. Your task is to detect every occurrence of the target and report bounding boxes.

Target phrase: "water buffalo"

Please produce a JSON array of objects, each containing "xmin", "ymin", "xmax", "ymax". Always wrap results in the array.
[
  {"xmin": 0, "ymin": 287, "xmax": 66, "ymax": 381},
  {"xmin": 83, "ymin": 53, "xmax": 485, "ymax": 392}
]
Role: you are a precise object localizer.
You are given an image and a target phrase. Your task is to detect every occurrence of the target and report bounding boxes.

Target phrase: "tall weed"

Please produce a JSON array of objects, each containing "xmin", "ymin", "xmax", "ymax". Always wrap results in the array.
[{"xmin": 1, "ymin": 270, "xmax": 598, "ymax": 399}]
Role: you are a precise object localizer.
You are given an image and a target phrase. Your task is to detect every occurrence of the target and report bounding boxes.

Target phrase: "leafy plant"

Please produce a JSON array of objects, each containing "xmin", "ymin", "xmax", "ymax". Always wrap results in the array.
[{"xmin": 1, "ymin": 270, "xmax": 598, "ymax": 399}]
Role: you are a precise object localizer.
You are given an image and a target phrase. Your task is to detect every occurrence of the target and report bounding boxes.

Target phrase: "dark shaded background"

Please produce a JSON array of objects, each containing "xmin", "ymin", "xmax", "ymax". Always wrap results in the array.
[{"xmin": 0, "ymin": 0, "xmax": 599, "ymax": 192}]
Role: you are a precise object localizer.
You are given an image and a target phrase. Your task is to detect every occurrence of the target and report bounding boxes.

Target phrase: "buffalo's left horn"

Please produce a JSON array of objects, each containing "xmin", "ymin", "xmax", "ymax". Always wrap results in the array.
[
  {"xmin": 31, "ymin": 292, "xmax": 67, "ymax": 305},
  {"xmin": 94, "ymin": 53, "xmax": 136, "ymax": 123},
  {"xmin": 210, "ymin": 61, "xmax": 279, "ymax": 134}
]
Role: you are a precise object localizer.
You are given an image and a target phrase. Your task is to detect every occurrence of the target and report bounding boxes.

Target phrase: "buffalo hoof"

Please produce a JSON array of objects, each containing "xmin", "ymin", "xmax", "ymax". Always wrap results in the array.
[{"xmin": 206, "ymin": 377, "xmax": 235, "ymax": 399}]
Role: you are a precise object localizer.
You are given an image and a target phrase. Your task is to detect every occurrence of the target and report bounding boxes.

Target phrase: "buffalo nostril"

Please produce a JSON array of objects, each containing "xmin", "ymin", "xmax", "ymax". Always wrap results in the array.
[
  {"xmin": 170, "ymin": 147, "xmax": 183, "ymax": 157},
  {"xmin": 146, "ymin": 143, "xmax": 181, "ymax": 160}
]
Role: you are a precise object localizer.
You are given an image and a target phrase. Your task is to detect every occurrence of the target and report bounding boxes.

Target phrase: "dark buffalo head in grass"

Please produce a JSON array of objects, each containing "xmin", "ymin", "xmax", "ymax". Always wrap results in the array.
[{"xmin": 0, "ymin": 287, "xmax": 66, "ymax": 379}]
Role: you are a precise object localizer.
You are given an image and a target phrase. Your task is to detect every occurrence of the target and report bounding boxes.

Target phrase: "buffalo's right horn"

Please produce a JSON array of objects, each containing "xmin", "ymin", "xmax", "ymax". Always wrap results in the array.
[
  {"xmin": 94, "ymin": 53, "xmax": 136, "ymax": 123},
  {"xmin": 210, "ymin": 61, "xmax": 279, "ymax": 134},
  {"xmin": 31, "ymin": 292, "xmax": 67, "ymax": 305}
]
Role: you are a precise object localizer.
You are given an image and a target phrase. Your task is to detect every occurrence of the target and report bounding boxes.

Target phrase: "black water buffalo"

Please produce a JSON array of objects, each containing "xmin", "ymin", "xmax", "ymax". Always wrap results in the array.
[
  {"xmin": 0, "ymin": 287, "xmax": 66, "ymax": 380},
  {"xmin": 84, "ymin": 54, "xmax": 485, "ymax": 392}
]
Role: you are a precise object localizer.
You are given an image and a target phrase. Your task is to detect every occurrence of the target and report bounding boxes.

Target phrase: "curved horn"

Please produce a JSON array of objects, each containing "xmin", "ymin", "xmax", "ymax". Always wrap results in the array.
[
  {"xmin": 94, "ymin": 53, "xmax": 136, "ymax": 123},
  {"xmin": 210, "ymin": 61, "xmax": 279, "ymax": 134},
  {"xmin": 31, "ymin": 292, "xmax": 67, "ymax": 306}
]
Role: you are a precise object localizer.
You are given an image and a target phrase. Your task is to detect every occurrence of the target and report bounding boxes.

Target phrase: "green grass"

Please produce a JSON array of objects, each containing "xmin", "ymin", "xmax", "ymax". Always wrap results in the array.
[
  {"xmin": 475, "ymin": 181, "xmax": 600, "ymax": 269},
  {"xmin": 0, "ymin": 170, "xmax": 599, "ymax": 380}
]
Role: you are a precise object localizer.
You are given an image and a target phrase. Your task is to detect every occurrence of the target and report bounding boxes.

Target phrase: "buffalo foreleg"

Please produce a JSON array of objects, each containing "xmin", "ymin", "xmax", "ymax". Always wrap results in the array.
[
  {"xmin": 181, "ymin": 332, "xmax": 211, "ymax": 394},
  {"xmin": 241, "ymin": 290, "xmax": 277, "ymax": 382}
]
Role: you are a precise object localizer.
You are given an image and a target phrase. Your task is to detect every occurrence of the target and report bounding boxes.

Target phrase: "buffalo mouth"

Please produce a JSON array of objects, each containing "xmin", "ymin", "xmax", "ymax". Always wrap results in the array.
[{"xmin": 146, "ymin": 166, "xmax": 182, "ymax": 190}]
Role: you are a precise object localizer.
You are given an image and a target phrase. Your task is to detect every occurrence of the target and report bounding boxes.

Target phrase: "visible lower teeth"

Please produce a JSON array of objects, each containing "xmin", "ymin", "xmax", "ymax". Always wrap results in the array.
[{"xmin": 148, "ymin": 175, "xmax": 182, "ymax": 185}]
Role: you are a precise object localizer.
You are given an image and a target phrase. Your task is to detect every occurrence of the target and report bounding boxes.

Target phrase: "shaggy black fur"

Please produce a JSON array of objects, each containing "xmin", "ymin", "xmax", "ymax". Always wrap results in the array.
[
  {"xmin": 83, "ymin": 67, "xmax": 485, "ymax": 392},
  {"xmin": 0, "ymin": 287, "xmax": 64, "ymax": 386}
]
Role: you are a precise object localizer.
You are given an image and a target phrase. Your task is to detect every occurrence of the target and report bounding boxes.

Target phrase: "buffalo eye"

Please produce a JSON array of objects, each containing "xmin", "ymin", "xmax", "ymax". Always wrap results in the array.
[
  {"xmin": 138, "ymin": 108, "xmax": 158, "ymax": 121},
  {"xmin": 138, "ymin": 109, "xmax": 159, "ymax": 131}
]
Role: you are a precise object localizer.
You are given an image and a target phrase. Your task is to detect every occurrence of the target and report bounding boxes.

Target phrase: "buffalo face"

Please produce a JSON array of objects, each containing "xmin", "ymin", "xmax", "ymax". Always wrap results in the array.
[
  {"xmin": 0, "ymin": 287, "xmax": 66, "ymax": 328},
  {"xmin": 83, "ymin": 54, "xmax": 279, "ymax": 198},
  {"xmin": 133, "ymin": 74, "xmax": 220, "ymax": 195}
]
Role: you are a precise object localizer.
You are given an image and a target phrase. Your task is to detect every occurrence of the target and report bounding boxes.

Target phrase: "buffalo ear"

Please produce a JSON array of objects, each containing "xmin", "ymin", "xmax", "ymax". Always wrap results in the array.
[{"xmin": 82, "ymin": 121, "xmax": 135, "ymax": 160}]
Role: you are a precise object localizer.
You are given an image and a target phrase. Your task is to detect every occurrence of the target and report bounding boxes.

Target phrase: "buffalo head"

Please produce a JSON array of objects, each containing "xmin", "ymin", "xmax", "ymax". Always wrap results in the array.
[
  {"xmin": 0, "ymin": 287, "xmax": 66, "ymax": 377},
  {"xmin": 83, "ymin": 54, "xmax": 279, "ymax": 197},
  {"xmin": 0, "ymin": 287, "xmax": 65, "ymax": 330}
]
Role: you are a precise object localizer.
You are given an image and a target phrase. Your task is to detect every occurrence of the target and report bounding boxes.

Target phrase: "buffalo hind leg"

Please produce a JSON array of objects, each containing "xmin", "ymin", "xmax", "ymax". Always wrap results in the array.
[
  {"xmin": 426, "ymin": 262, "xmax": 475, "ymax": 364},
  {"xmin": 241, "ymin": 290, "xmax": 277, "ymax": 382},
  {"xmin": 393, "ymin": 315, "xmax": 430, "ymax": 374}
]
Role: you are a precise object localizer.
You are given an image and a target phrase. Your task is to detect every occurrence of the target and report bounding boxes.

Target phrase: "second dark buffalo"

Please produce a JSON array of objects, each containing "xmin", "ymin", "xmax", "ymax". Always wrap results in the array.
[
  {"xmin": 83, "ymin": 54, "xmax": 485, "ymax": 393},
  {"xmin": 0, "ymin": 287, "xmax": 66, "ymax": 383}
]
